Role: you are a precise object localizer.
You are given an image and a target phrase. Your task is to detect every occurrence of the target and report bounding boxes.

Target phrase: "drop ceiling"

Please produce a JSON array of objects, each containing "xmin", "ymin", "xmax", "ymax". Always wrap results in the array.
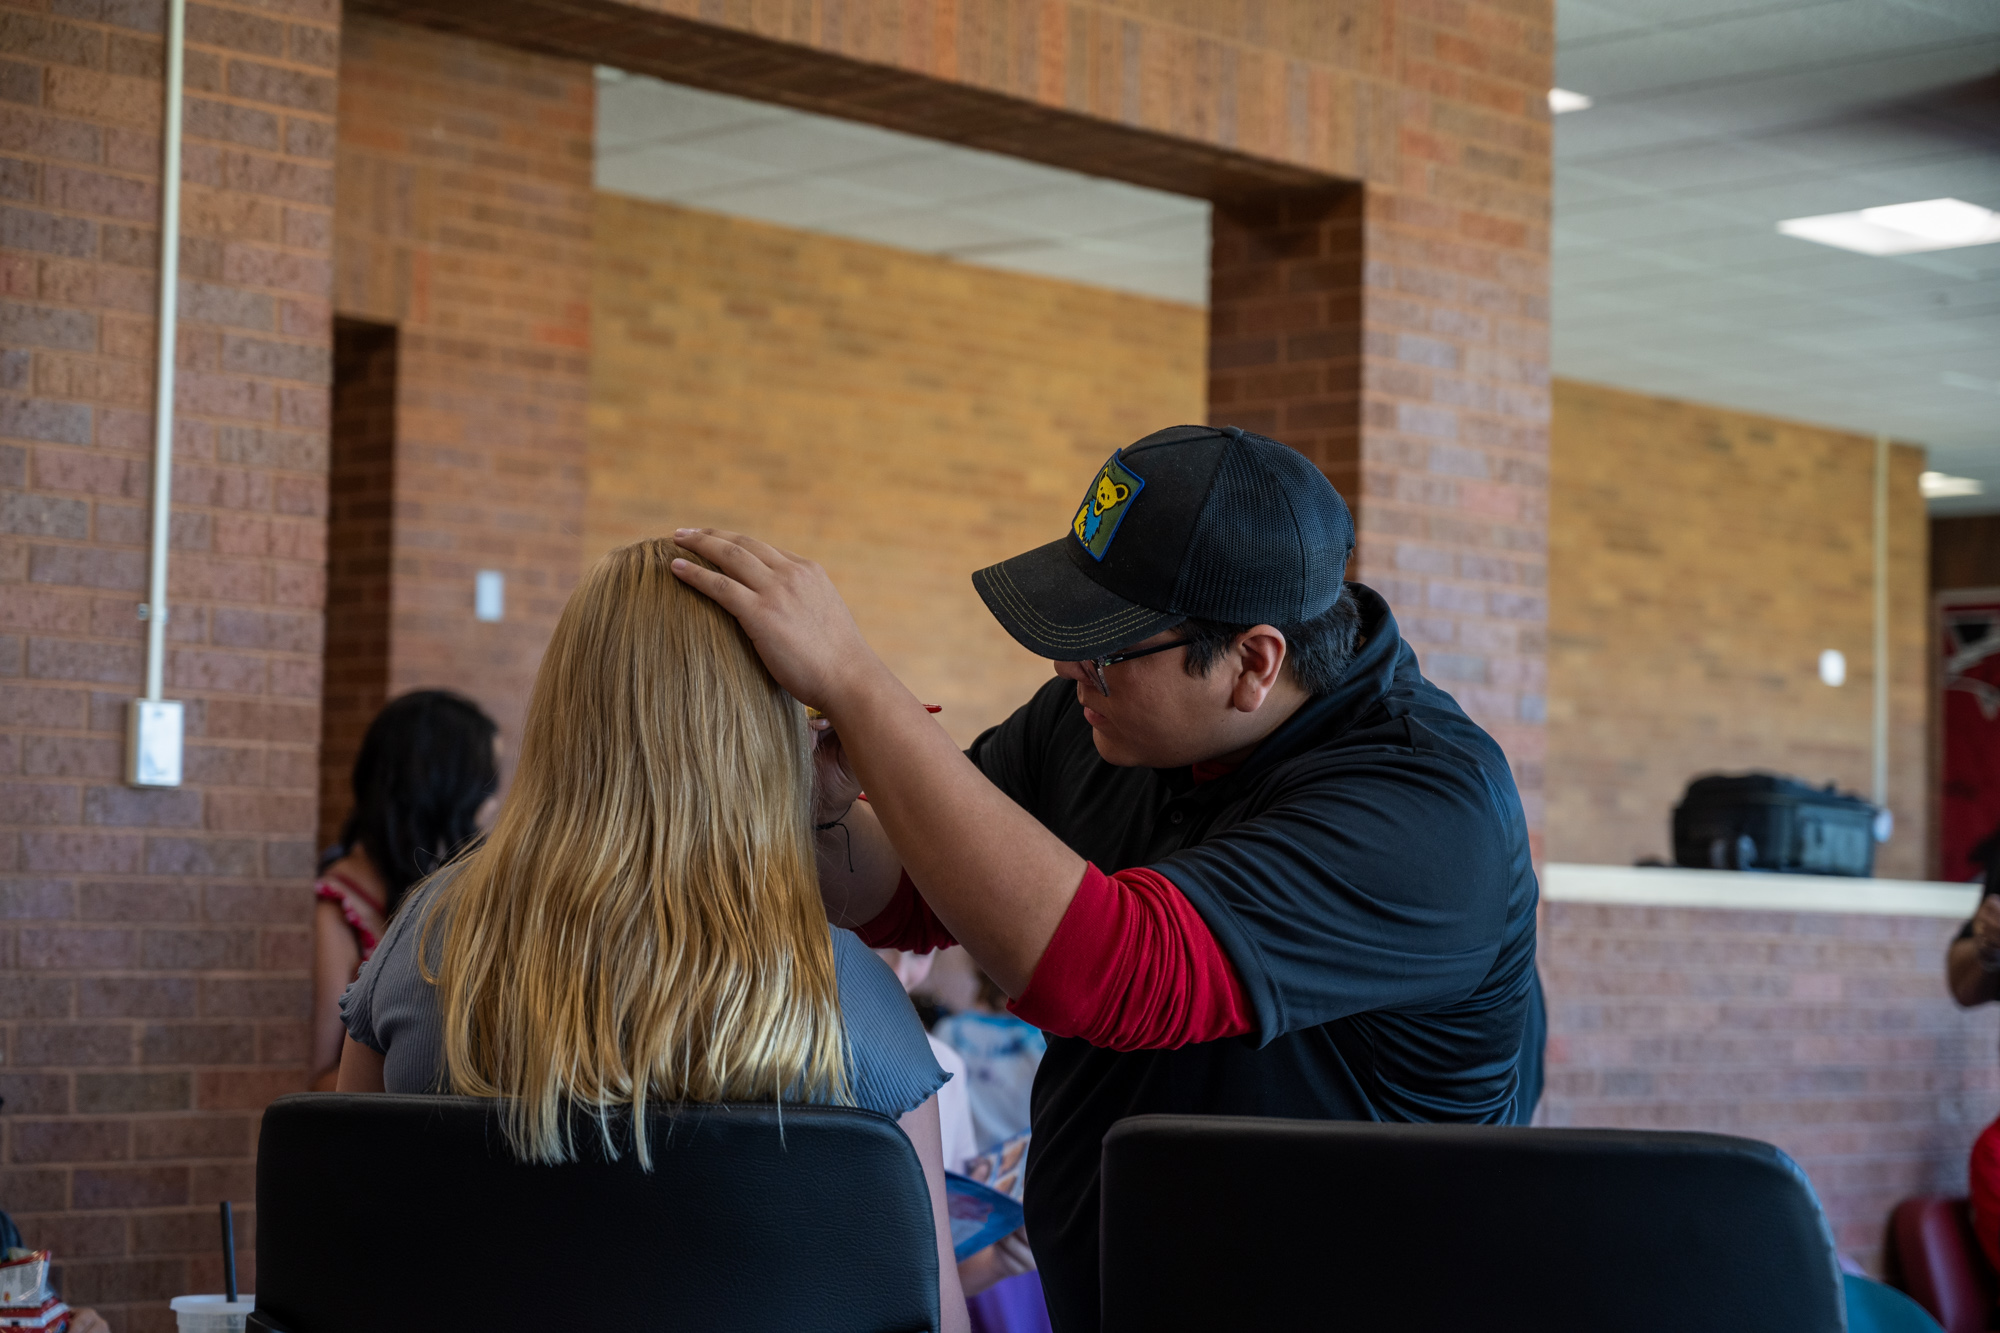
[
  {"xmin": 594, "ymin": 69, "xmax": 1211, "ymax": 308},
  {"xmin": 1552, "ymin": 0, "xmax": 2000, "ymax": 513}
]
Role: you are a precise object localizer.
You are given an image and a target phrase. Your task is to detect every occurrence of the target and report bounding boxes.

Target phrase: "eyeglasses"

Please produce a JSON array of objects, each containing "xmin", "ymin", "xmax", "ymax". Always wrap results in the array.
[{"xmin": 1086, "ymin": 637, "xmax": 1192, "ymax": 697}]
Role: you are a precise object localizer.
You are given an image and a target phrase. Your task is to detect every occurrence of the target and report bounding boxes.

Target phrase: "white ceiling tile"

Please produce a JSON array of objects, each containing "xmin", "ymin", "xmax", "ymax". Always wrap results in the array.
[
  {"xmin": 1557, "ymin": 29, "xmax": 1729, "ymax": 99},
  {"xmin": 1556, "ymin": 199, "xmax": 1746, "ymax": 244},
  {"xmin": 1555, "ymin": 0, "xmax": 1654, "ymax": 45},
  {"xmin": 686, "ymin": 118, "xmax": 919, "ymax": 175},
  {"xmin": 595, "ymin": 73, "xmax": 786, "ymax": 152},
  {"xmin": 1834, "ymin": 161, "xmax": 2000, "ymax": 210},
  {"xmin": 1746, "ymin": 116, "xmax": 1987, "ymax": 172},
  {"xmin": 1554, "ymin": 172, "xmax": 1649, "ymax": 211},
  {"xmin": 1773, "ymin": 316, "xmax": 1989, "ymax": 357},
  {"xmin": 1082, "ymin": 212, "xmax": 1213, "ymax": 258},
  {"xmin": 959, "ymin": 181, "xmax": 1195, "ymax": 237},
  {"xmin": 595, "ymin": 143, "xmax": 782, "ymax": 198},
  {"xmin": 1578, "ymin": 0, "xmax": 1825, "ymax": 23},
  {"xmin": 1574, "ymin": 138, "xmax": 1814, "ymax": 193}
]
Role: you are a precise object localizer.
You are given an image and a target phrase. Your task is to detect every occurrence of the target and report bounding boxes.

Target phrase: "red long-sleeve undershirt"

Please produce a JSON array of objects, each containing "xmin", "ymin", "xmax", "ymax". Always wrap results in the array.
[{"xmin": 855, "ymin": 857, "xmax": 1254, "ymax": 1052}]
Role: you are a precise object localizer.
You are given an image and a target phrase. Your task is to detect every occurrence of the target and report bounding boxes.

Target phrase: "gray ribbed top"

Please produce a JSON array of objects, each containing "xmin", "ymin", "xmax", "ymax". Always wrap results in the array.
[{"xmin": 341, "ymin": 873, "xmax": 946, "ymax": 1120}]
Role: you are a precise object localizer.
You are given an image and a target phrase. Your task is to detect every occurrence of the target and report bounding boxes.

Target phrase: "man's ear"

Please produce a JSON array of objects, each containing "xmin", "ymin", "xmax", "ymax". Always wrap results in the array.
[{"xmin": 1229, "ymin": 626, "xmax": 1289, "ymax": 713}]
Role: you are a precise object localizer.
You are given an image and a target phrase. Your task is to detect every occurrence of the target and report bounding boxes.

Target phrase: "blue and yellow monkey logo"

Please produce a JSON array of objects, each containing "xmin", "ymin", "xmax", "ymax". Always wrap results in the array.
[{"xmin": 1072, "ymin": 451, "xmax": 1146, "ymax": 562}]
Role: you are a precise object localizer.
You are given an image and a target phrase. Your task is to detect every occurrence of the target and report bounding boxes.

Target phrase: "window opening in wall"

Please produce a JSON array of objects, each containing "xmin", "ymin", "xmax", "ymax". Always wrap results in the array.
[
  {"xmin": 593, "ymin": 67, "xmax": 1211, "ymax": 308},
  {"xmin": 320, "ymin": 318, "xmax": 399, "ymax": 854}
]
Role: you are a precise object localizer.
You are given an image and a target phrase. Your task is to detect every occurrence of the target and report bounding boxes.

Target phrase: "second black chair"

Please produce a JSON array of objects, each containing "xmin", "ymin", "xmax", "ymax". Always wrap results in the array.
[
  {"xmin": 1101, "ymin": 1115, "xmax": 1845, "ymax": 1333},
  {"xmin": 249, "ymin": 1092, "xmax": 940, "ymax": 1333}
]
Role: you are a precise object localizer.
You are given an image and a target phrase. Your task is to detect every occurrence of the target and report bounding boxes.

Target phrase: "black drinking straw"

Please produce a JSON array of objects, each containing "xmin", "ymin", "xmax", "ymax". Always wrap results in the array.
[{"xmin": 219, "ymin": 1201, "xmax": 238, "ymax": 1303}]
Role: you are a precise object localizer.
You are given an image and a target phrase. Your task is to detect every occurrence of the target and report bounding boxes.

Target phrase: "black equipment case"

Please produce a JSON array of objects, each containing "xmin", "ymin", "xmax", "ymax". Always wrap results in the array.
[{"xmin": 1672, "ymin": 773, "xmax": 1877, "ymax": 877}]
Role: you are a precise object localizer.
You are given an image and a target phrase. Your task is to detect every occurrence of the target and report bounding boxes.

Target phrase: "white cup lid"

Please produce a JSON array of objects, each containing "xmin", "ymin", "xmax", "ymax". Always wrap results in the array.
[{"xmin": 170, "ymin": 1295, "xmax": 255, "ymax": 1313}]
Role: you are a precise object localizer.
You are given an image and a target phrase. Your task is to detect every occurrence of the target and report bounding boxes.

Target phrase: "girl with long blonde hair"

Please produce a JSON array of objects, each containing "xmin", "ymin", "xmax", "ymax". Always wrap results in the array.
[{"xmin": 335, "ymin": 538, "xmax": 968, "ymax": 1329}]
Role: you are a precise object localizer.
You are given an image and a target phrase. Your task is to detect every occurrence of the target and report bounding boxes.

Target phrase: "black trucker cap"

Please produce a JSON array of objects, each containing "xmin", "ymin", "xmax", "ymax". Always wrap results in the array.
[{"xmin": 972, "ymin": 424, "xmax": 1356, "ymax": 661}]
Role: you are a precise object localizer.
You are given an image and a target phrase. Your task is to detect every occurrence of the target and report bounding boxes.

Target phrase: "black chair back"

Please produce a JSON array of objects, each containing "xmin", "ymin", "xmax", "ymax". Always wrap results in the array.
[
  {"xmin": 250, "ymin": 1093, "xmax": 938, "ymax": 1333},
  {"xmin": 1101, "ymin": 1115, "xmax": 1845, "ymax": 1333}
]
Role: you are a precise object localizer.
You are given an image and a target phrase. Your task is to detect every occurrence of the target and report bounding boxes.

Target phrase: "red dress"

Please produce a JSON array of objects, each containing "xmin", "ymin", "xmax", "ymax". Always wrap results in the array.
[
  {"xmin": 315, "ymin": 869, "xmax": 388, "ymax": 963},
  {"xmin": 1972, "ymin": 1116, "xmax": 2000, "ymax": 1273}
]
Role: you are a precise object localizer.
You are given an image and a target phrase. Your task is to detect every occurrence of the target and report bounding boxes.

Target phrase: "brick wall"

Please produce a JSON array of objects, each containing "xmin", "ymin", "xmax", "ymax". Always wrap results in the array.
[
  {"xmin": 1541, "ymin": 901, "xmax": 1996, "ymax": 1273},
  {"xmin": 366, "ymin": 0, "xmax": 1557, "ymax": 845},
  {"xmin": 1546, "ymin": 380, "xmax": 1930, "ymax": 878},
  {"xmin": 1934, "ymin": 514, "xmax": 2000, "ymax": 593},
  {"xmin": 315, "ymin": 319, "xmax": 393, "ymax": 849},
  {"xmin": 588, "ymin": 192, "xmax": 1206, "ymax": 744},
  {"xmin": 332, "ymin": 15, "xmax": 592, "ymax": 770},
  {"xmin": 0, "ymin": 0, "xmax": 338, "ymax": 1321},
  {"xmin": 1208, "ymin": 188, "xmax": 1364, "ymax": 529},
  {"xmin": 4, "ymin": 3, "xmax": 1557, "ymax": 1319},
  {"xmin": 1354, "ymin": 178, "xmax": 1553, "ymax": 847}
]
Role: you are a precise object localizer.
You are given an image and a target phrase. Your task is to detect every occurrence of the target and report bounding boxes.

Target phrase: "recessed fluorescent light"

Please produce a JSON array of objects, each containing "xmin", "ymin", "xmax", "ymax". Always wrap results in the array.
[
  {"xmin": 1548, "ymin": 88, "xmax": 1593, "ymax": 114},
  {"xmin": 1922, "ymin": 471, "xmax": 1985, "ymax": 499},
  {"xmin": 1779, "ymin": 198, "xmax": 2000, "ymax": 255}
]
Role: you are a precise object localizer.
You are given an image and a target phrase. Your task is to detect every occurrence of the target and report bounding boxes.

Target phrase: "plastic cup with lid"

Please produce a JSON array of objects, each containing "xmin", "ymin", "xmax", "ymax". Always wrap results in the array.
[{"xmin": 170, "ymin": 1294, "xmax": 256, "ymax": 1333}]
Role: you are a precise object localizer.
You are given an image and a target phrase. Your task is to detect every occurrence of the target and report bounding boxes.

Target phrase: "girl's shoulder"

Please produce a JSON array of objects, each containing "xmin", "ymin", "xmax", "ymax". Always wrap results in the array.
[
  {"xmin": 315, "ymin": 852, "xmax": 391, "ymax": 960},
  {"xmin": 828, "ymin": 929, "xmax": 945, "ymax": 1120}
]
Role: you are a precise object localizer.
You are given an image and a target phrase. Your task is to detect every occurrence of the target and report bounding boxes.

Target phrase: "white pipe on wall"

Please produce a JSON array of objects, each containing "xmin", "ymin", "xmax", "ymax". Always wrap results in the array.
[
  {"xmin": 128, "ymin": 0, "xmax": 187, "ymax": 787},
  {"xmin": 1872, "ymin": 433, "xmax": 1889, "ymax": 810}
]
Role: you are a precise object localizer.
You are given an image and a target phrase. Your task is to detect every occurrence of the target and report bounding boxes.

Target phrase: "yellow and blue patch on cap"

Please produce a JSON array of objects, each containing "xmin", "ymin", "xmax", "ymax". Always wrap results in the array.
[{"xmin": 1071, "ymin": 450, "xmax": 1146, "ymax": 562}]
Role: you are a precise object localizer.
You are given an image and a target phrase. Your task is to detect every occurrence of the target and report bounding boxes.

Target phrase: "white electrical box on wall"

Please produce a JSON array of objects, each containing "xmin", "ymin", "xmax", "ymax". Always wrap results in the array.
[
  {"xmin": 475, "ymin": 570, "xmax": 505, "ymax": 622},
  {"xmin": 127, "ymin": 698, "xmax": 185, "ymax": 787}
]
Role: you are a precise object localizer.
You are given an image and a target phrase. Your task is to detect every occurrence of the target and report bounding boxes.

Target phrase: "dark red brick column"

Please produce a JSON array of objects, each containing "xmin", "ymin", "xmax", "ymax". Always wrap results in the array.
[
  {"xmin": 1209, "ymin": 177, "xmax": 1547, "ymax": 846},
  {"xmin": 1208, "ymin": 188, "xmax": 1365, "ymax": 543},
  {"xmin": 316, "ymin": 319, "xmax": 394, "ymax": 850},
  {"xmin": 0, "ymin": 0, "xmax": 336, "ymax": 1317}
]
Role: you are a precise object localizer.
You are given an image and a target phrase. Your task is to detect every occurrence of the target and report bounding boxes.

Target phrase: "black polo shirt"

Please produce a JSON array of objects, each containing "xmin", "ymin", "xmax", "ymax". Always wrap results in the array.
[{"xmin": 967, "ymin": 584, "xmax": 1540, "ymax": 1333}]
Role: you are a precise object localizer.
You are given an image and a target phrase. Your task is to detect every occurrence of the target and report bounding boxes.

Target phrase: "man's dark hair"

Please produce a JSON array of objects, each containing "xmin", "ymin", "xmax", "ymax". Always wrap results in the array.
[
  {"xmin": 1179, "ymin": 583, "xmax": 1362, "ymax": 696},
  {"xmin": 331, "ymin": 689, "xmax": 499, "ymax": 915}
]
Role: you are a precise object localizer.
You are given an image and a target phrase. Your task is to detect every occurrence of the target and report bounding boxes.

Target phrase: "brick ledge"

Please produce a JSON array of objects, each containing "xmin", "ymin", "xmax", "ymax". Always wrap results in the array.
[{"xmin": 1544, "ymin": 862, "xmax": 1977, "ymax": 918}]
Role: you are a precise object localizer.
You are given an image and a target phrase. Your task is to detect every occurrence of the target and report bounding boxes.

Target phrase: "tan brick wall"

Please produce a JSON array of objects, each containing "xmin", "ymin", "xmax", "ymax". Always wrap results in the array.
[
  {"xmin": 0, "ymin": 0, "xmax": 338, "ymax": 1317},
  {"xmin": 1541, "ymin": 902, "xmax": 1996, "ymax": 1273},
  {"xmin": 588, "ymin": 192, "xmax": 1206, "ymax": 745},
  {"xmin": 332, "ymin": 16, "xmax": 592, "ymax": 774},
  {"xmin": 1545, "ymin": 379, "xmax": 1929, "ymax": 879}
]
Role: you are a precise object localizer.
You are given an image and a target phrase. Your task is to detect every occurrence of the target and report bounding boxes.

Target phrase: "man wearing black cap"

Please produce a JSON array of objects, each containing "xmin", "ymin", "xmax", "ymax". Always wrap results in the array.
[{"xmin": 672, "ymin": 425, "xmax": 1539, "ymax": 1332}]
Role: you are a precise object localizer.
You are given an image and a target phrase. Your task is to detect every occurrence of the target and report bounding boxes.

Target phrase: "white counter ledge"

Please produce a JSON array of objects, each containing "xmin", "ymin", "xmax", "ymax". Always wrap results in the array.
[{"xmin": 1543, "ymin": 862, "xmax": 1980, "ymax": 919}]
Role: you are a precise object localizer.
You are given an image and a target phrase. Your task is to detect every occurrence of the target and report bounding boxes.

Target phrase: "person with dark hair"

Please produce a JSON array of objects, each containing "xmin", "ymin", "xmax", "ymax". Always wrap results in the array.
[
  {"xmin": 309, "ymin": 690, "xmax": 499, "ymax": 1090},
  {"xmin": 673, "ymin": 424, "xmax": 1541, "ymax": 1333},
  {"xmin": 1948, "ymin": 828, "xmax": 2000, "ymax": 1274}
]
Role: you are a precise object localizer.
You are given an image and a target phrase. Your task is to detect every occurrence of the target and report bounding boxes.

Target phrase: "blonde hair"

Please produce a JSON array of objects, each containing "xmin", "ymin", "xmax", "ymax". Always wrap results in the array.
[{"xmin": 426, "ymin": 538, "xmax": 848, "ymax": 1165}]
